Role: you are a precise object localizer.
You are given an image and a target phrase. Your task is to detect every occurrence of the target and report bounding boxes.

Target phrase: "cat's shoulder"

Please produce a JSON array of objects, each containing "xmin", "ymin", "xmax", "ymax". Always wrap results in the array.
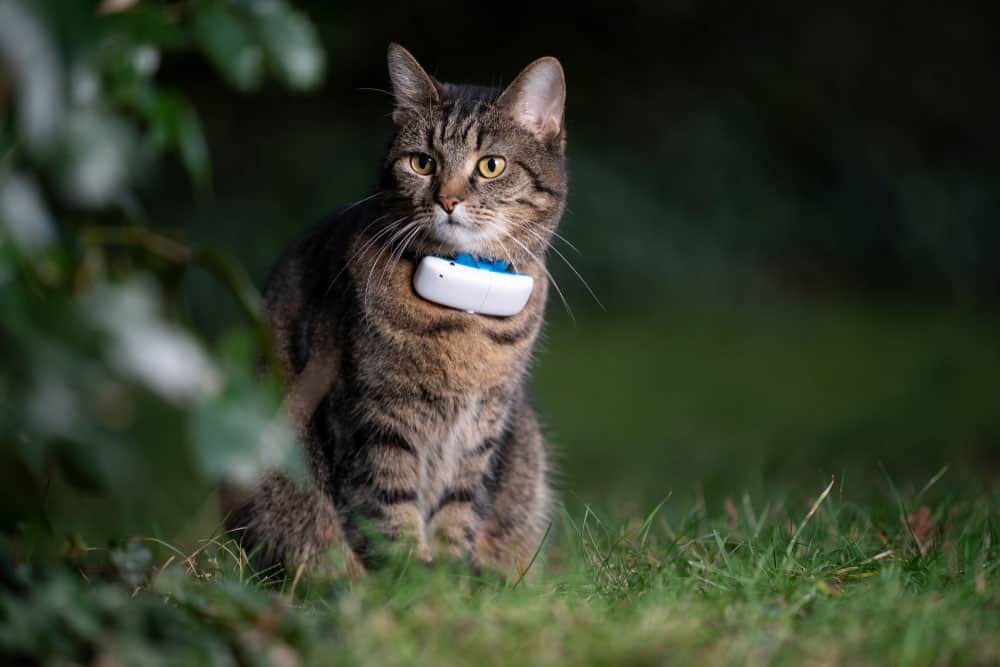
[{"xmin": 264, "ymin": 195, "xmax": 378, "ymax": 299}]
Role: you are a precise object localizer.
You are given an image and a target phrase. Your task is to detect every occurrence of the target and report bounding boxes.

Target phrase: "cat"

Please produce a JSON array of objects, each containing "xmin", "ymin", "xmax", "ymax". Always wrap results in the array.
[{"xmin": 221, "ymin": 43, "xmax": 567, "ymax": 576}]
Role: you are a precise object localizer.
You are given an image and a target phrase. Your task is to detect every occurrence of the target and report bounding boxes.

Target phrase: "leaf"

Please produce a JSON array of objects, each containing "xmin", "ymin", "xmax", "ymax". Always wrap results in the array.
[
  {"xmin": 190, "ymin": 387, "xmax": 300, "ymax": 485},
  {"xmin": 0, "ymin": 172, "xmax": 56, "ymax": 256},
  {"xmin": 108, "ymin": 539, "xmax": 152, "ymax": 587},
  {"xmin": 249, "ymin": 2, "xmax": 326, "ymax": 90},
  {"xmin": 148, "ymin": 91, "xmax": 212, "ymax": 190},
  {"xmin": 175, "ymin": 99, "xmax": 211, "ymax": 190},
  {"xmin": 108, "ymin": 5, "xmax": 189, "ymax": 50},
  {"xmin": 0, "ymin": 1, "xmax": 65, "ymax": 153},
  {"xmin": 53, "ymin": 108, "xmax": 137, "ymax": 209},
  {"xmin": 192, "ymin": 4, "xmax": 264, "ymax": 91}
]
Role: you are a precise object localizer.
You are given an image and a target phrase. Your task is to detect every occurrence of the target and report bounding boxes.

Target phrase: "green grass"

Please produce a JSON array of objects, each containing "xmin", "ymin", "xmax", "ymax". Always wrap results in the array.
[
  {"xmin": 5, "ymin": 298, "xmax": 999, "ymax": 666},
  {"xmin": 4, "ymin": 480, "xmax": 997, "ymax": 666},
  {"xmin": 534, "ymin": 297, "xmax": 1000, "ymax": 504}
]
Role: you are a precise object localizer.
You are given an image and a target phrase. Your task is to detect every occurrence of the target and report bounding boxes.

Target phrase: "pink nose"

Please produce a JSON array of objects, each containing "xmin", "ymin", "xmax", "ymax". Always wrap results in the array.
[{"xmin": 436, "ymin": 193, "xmax": 463, "ymax": 213}]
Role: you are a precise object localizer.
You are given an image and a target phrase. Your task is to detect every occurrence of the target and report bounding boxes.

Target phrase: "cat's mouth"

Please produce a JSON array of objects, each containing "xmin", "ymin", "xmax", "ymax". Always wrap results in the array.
[
  {"xmin": 432, "ymin": 203, "xmax": 472, "ymax": 229},
  {"xmin": 428, "ymin": 205, "xmax": 503, "ymax": 253}
]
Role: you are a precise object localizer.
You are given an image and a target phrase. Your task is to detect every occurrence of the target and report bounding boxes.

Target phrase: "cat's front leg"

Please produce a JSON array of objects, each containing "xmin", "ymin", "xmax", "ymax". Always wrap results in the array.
[
  {"xmin": 427, "ymin": 437, "xmax": 499, "ymax": 562},
  {"xmin": 336, "ymin": 422, "xmax": 430, "ymax": 566}
]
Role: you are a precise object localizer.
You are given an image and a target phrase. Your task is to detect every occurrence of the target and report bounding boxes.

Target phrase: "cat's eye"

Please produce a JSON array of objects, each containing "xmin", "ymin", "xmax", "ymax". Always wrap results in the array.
[
  {"xmin": 477, "ymin": 156, "xmax": 506, "ymax": 179},
  {"xmin": 409, "ymin": 153, "xmax": 435, "ymax": 175}
]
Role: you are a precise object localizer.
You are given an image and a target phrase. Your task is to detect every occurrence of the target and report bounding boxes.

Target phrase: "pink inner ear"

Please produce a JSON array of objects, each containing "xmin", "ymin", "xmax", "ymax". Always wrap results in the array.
[{"xmin": 512, "ymin": 60, "xmax": 565, "ymax": 138}]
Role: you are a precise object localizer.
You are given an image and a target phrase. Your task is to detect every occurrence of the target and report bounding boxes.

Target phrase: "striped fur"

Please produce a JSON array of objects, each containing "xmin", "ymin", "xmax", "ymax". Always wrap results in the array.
[{"xmin": 222, "ymin": 45, "xmax": 566, "ymax": 576}]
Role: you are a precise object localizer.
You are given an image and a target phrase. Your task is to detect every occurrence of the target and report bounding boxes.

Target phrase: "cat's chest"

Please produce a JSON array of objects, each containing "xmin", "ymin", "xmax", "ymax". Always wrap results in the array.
[
  {"xmin": 357, "ymin": 258, "xmax": 536, "ymax": 391},
  {"xmin": 415, "ymin": 402, "xmax": 485, "ymax": 498}
]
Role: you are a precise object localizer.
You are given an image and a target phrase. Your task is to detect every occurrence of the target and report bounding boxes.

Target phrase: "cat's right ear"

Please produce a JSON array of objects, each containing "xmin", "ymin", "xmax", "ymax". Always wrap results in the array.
[{"xmin": 387, "ymin": 44, "xmax": 440, "ymax": 121}]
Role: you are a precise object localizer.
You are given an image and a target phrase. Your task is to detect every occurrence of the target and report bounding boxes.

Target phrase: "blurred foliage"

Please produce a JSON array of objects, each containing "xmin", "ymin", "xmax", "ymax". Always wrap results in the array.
[
  {"xmin": 0, "ymin": 538, "xmax": 319, "ymax": 665},
  {"xmin": 0, "ymin": 0, "xmax": 322, "ymax": 602}
]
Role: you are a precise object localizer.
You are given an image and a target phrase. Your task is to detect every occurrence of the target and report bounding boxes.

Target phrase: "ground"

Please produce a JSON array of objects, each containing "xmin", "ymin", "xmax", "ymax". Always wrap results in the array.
[{"xmin": 5, "ymin": 298, "xmax": 998, "ymax": 666}]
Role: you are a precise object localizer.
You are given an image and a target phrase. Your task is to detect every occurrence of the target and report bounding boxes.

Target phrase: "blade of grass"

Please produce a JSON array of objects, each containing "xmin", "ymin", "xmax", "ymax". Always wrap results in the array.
[
  {"xmin": 784, "ymin": 477, "xmax": 835, "ymax": 565},
  {"xmin": 511, "ymin": 522, "xmax": 553, "ymax": 589}
]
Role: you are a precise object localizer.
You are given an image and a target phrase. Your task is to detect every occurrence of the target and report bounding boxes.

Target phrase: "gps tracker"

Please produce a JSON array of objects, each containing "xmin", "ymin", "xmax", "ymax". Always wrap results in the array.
[{"xmin": 413, "ymin": 253, "xmax": 534, "ymax": 317}]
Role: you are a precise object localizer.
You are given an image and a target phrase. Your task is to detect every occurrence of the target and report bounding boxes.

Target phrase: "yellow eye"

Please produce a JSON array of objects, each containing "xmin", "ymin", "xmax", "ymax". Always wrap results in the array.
[
  {"xmin": 477, "ymin": 156, "xmax": 506, "ymax": 179},
  {"xmin": 409, "ymin": 153, "xmax": 435, "ymax": 175}
]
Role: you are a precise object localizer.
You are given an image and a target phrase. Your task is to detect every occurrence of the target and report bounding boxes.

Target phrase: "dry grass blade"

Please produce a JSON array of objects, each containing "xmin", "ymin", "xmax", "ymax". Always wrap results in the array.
[
  {"xmin": 141, "ymin": 537, "xmax": 201, "ymax": 577},
  {"xmin": 289, "ymin": 561, "xmax": 308, "ymax": 599},
  {"xmin": 784, "ymin": 477, "xmax": 835, "ymax": 561}
]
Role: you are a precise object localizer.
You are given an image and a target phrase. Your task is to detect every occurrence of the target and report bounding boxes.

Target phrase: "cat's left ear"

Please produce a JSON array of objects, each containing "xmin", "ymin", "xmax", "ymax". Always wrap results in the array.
[
  {"xmin": 498, "ymin": 57, "xmax": 566, "ymax": 145},
  {"xmin": 387, "ymin": 43, "xmax": 440, "ymax": 120}
]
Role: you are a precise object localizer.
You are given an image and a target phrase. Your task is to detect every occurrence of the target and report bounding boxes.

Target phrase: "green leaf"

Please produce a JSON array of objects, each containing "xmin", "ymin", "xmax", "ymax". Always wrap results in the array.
[
  {"xmin": 101, "ymin": 4, "xmax": 190, "ymax": 51},
  {"xmin": 146, "ymin": 91, "xmax": 212, "ymax": 190},
  {"xmin": 0, "ymin": 172, "xmax": 56, "ymax": 256},
  {"xmin": 190, "ymin": 384, "xmax": 300, "ymax": 485},
  {"xmin": 250, "ymin": 3, "xmax": 326, "ymax": 90},
  {"xmin": 53, "ymin": 108, "xmax": 137, "ymax": 209},
  {"xmin": 108, "ymin": 540, "xmax": 152, "ymax": 588},
  {"xmin": 175, "ymin": 99, "xmax": 211, "ymax": 190},
  {"xmin": 192, "ymin": 4, "xmax": 264, "ymax": 91}
]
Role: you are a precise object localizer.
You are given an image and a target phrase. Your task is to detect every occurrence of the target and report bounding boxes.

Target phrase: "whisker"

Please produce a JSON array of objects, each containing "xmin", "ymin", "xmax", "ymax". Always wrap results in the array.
[
  {"xmin": 378, "ymin": 221, "xmax": 423, "ymax": 295},
  {"xmin": 504, "ymin": 219, "xmax": 603, "ymax": 310},
  {"xmin": 386, "ymin": 225, "xmax": 424, "ymax": 293},
  {"xmin": 366, "ymin": 221, "xmax": 416, "ymax": 295},
  {"xmin": 501, "ymin": 211, "xmax": 582, "ymax": 255},
  {"xmin": 364, "ymin": 220, "xmax": 421, "ymax": 322},
  {"xmin": 354, "ymin": 216, "xmax": 410, "ymax": 266},
  {"xmin": 363, "ymin": 234, "xmax": 400, "ymax": 324},
  {"xmin": 549, "ymin": 229, "xmax": 582, "ymax": 255},
  {"xmin": 545, "ymin": 242, "xmax": 604, "ymax": 311},
  {"xmin": 341, "ymin": 191, "xmax": 384, "ymax": 213},
  {"xmin": 357, "ymin": 87, "xmax": 394, "ymax": 98},
  {"xmin": 324, "ymin": 214, "xmax": 407, "ymax": 296},
  {"xmin": 477, "ymin": 218, "xmax": 575, "ymax": 322},
  {"xmin": 500, "ymin": 218, "xmax": 550, "ymax": 248}
]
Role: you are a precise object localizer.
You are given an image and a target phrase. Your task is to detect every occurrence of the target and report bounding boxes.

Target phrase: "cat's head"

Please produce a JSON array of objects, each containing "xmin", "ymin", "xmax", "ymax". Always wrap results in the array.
[{"xmin": 380, "ymin": 44, "xmax": 567, "ymax": 267}]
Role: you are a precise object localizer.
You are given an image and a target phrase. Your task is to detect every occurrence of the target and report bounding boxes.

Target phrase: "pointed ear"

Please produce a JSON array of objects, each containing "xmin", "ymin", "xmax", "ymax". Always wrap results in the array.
[
  {"xmin": 498, "ymin": 56, "xmax": 566, "ymax": 143},
  {"xmin": 387, "ymin": 43, "xmax": 440, "ymax": 117}
]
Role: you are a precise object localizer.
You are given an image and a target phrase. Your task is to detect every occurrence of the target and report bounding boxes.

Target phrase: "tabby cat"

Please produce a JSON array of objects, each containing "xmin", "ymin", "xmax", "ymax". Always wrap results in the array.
[{"xmin": 222, "ymin": 44, "xmax": 567, "ymax": 575}]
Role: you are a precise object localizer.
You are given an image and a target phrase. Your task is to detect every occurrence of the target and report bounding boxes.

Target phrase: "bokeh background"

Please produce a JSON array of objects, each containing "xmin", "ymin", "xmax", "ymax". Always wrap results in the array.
[
  {"xmin": 149, "ymin": 2, "xmax": 1000, "ymax": 510},
  {"xmin": 3, "ymin": 1, "xmax": 998, "ymax": 547}
]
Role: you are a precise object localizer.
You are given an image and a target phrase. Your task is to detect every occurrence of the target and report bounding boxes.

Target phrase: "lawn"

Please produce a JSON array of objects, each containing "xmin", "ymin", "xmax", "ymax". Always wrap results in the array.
[
  {"xmin": 3, "ymin": 298, "xmax": 998, "ymax": 666},
  {"xmin": 8, "ymin": 477, "xmax": 996, "ymax": 666}
]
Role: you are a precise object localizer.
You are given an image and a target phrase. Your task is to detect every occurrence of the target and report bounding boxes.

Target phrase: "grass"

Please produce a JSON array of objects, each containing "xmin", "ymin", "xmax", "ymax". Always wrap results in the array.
[
  {"xmin": 534, "ymin": 297, "xmax": 1000, "ymax": 504},
  {"xmin": 5, "ymin": 297, "xmax": 999, "ymax": 665},
  {"xmin": 4, "ymin": 477, "xmax": 996, "ymax": 666}
]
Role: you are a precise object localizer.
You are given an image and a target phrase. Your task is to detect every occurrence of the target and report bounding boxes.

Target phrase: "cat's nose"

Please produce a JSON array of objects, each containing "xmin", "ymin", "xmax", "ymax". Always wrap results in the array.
[{"xmin": 436, "ymin": 193, "xmax": 463, "ymax": 214}]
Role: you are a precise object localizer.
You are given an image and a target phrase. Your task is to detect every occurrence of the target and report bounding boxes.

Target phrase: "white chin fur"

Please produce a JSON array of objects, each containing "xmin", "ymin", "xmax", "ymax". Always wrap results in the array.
[{"xmin": 429, "ymin": 204, "xmax": 502, "ymax": 252}]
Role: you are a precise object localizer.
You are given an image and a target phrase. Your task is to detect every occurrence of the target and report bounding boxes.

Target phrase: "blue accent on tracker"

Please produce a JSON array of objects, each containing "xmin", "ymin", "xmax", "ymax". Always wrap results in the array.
[{"xmin": 454, "ymin": 252, "xmax": 510, "ymax": 273}]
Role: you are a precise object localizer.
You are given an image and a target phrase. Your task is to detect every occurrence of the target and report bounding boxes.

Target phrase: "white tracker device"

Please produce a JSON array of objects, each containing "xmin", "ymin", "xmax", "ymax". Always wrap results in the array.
[{"xmin": 413, "ymin": 255, "xmax": 534, "ymax": 317}]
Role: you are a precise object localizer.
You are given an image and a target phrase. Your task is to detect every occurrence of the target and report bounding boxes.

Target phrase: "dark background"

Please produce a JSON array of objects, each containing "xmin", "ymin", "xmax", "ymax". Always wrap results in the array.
[{"xmin": 146, "ymin": 1, "xmax": 1000, "ymax": 510}]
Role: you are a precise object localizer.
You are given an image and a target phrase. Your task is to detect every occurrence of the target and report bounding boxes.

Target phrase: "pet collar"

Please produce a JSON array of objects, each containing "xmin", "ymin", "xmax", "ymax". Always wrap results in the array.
[{"xmin": 413, "ymin": 252, "xmax": 534, "ymax": 317}]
